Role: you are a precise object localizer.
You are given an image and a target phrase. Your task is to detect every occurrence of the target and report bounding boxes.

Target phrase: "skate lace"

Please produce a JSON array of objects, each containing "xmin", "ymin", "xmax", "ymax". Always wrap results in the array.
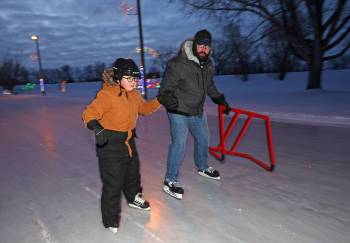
[
  {"xmin": 168, "ymin": 181, "xmax": 179, "ymax": 187},
  {"xmin": 134, "ymin": 193, "xmax": 145, "ymax": 205},
  {"xmin": 206, "ymin": 167, "xmax": 215, "ymax": 173}
]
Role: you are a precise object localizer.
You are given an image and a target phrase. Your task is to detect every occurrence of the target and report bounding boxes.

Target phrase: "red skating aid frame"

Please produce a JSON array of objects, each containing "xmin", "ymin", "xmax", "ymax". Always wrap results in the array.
[{"xmin": 209, "ymin": 105, "xmax": 276, "ymax": 172}]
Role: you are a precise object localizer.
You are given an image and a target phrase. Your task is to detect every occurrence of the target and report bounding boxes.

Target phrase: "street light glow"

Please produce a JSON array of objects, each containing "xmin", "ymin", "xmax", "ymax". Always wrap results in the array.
[{"xmin": 31, "ymin": 35, "xmax": 38, "ymax": 40}]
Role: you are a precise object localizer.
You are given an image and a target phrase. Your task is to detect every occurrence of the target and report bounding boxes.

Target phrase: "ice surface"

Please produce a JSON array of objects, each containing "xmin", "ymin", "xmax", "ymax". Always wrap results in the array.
[{"xmin": 1, "ymin": 70, "xmax": 349, "ymax": 243}]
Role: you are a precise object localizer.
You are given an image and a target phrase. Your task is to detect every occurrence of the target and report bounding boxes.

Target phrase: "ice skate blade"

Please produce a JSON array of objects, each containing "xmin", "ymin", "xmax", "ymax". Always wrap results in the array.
[
  {"xmin": 198, "ymin": 171, "xmax": 221, "ymax": 180},
  {"xmin": 163, "ymin": 187, "xmax": 183, "ymax": 200},
  {"xmin": 128, "ymin": 203, "xmax": 151, "ymax": 211}
]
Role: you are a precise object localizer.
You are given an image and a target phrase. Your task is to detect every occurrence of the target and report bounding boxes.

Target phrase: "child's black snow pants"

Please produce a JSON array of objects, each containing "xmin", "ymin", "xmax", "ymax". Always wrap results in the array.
[{"xmin": 96, "ymin": 130, "xmax": 141, "ymax": 228}]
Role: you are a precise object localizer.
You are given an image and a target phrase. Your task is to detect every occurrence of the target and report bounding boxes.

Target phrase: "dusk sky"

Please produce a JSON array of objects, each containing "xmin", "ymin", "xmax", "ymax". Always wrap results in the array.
[{"xmin": 0, "ymin": 0, "xmax": 220, "ymax": 70}]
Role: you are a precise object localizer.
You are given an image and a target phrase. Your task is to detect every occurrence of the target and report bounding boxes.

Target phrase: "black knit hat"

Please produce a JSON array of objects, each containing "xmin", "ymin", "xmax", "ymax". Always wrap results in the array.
[
  {"xmin": 194, "ymin": 29, "xmax": 212, "ymax": 46},
  {"xmin": 112, "ymin": 58, "xmax": 140, "ymax": 82}
]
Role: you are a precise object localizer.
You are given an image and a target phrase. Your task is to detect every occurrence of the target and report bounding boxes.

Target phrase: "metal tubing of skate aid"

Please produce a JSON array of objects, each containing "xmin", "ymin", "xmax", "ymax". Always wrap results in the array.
[{"xmin": 209, "ymin": 105, "xmax": 276, "ymax": 172}]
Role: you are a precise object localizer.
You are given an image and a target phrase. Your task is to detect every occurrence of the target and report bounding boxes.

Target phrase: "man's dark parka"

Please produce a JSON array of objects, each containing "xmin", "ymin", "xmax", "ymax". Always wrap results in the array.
[{"xmin": 159, "ymin": 39, "xmax": 223, "ymax": 116}]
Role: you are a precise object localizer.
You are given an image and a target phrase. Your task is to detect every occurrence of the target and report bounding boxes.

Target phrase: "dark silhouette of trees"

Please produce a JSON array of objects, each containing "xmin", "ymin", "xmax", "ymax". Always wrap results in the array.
[
  {"xmin": 0, "ymin": 59, "xmax": 28, "ymax": 92},
  {"xmin": 81, "ymin": 62, "xmax": 106, "ymax": 82},
  {"xmin": 94, "ymin": 62, "xmax": 106, "ymax": 81},
  {"xmin": 173, "ymin": 0, "xmax": 350, "ymax": 89},
  {"xmin": 60, "ymin": 64, "xmax": 72, "ymax": 82},
  {"xmin": 263, "ymin": 30, "xmax": 304, "ymax": 79},
  {"xmin": 212, "ymin": 23, "xmax": 255, "ymax": 80},
  {"xmin": 83, "ymin": 65, "xmax": 97, "ymax": 81},
  {"xmin": 328, "ymin": 53, "xmax": 350, "ymax": 69}
]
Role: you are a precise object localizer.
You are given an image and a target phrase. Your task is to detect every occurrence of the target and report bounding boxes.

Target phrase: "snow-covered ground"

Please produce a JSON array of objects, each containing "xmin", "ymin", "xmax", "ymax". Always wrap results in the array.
[
  {"xmin": 1, "ymin": 69, "xmax": 349, "ymax": 243},
  {"xmin": 210, "ymin": 69, "xmax": 350, "ymax": 127}
]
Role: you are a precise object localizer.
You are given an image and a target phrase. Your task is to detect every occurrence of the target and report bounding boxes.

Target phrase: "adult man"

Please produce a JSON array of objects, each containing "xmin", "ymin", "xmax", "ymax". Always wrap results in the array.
[{"xmin": 158, "ymin": 29, "xmax": 230, "ymax": 199}]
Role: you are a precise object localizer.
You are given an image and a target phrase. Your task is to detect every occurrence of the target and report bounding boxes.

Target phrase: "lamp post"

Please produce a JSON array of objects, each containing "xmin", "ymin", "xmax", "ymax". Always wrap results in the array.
[
  {"xmin": 119, "ymin": 1, "xmax": 147, "ymax": 99},
  {"xmin": 31, "ymin": 35, "xmax": 45, "ymax": 95},
  {"xmin": 136, "ymin": 0, "xmax": 147, "ymax": 99},
  {"xmin": 31, "ymin": 35, "xmax": 43, "ymax": 76}
]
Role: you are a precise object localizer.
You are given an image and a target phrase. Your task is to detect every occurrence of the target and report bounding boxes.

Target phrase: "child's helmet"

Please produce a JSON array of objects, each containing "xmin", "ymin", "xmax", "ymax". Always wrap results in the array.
[{"xmin": 112, "ymin": 58, "xmax": 140, "ymax": 83}]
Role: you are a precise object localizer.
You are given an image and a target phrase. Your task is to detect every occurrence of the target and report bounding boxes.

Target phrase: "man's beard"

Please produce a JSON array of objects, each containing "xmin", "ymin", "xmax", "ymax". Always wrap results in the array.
[{"xmin": 197, "ymin": 51, "xmax": 209, "ymax": 62}]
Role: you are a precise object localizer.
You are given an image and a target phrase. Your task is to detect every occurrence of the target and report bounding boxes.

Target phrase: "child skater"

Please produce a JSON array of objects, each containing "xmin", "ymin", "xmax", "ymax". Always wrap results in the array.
[{"xmin": 82, "ymin": 58, "xmax": 177, "ymax": 234}]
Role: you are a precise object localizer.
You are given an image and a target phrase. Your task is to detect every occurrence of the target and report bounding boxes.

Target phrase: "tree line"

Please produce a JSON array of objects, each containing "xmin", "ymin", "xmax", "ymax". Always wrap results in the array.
[
  {"xmin": 1, "ymin": 45, "xmax": 348, "ymax": 92},
  {"xmin": 0, "ymin": 61, "xmax": 108, "ymax": 91}
]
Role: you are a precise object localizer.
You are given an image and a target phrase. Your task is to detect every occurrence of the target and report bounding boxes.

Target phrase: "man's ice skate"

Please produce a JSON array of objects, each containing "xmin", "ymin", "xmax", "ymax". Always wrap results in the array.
[
  {"xmin": 198, "ymin": 166, "xmax": 221, "ymax": 180},
  {"xmin": 128, "ymin": 192, "xmax": 151, "ymax": 211},
  {"xmin": 107, "ymin": 227, "xmax": 118, "ymax": 234},
  {"xmin": 163, "ymin": 181, "xmax": 184, "ymax": 199}
]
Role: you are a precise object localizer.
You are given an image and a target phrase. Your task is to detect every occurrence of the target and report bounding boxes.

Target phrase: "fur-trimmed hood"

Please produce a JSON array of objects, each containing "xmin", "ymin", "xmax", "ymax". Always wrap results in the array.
[
  {"xmin": 101, "ymin": 68, "xmax": 117, "ymax": 88},
  {"xmin": 178, "ymin": 39, "xmax": 212, "ymax": 65}
]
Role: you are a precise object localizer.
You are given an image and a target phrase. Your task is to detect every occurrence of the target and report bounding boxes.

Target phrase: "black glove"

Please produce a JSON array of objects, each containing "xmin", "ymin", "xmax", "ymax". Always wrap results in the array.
[
  {"xmin": 87, "ymin": 120, "xmax": 108, "ymax": 146},
  {"xmin": 211, "ymin": 94, "xmax": 231, "ymax": 115},
  {"xmin": 157, "ymin": 90, "xmax": 178, "ymax": 110}
]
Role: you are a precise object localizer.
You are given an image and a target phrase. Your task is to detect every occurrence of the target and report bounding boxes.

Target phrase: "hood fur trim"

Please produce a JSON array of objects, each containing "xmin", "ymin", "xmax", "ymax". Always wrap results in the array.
[{"xmin": 182, "ymin": 39, "xmax": 200, "ymax": 65}]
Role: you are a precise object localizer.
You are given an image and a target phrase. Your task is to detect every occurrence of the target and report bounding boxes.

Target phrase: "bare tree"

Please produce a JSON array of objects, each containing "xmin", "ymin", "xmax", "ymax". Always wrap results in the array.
[
  {"xmin": 212, "ymin": 38, "xmax": 230, "ymax": 75},
  {"xmin": 71, "ymin": 67, "xmax": 84, "ymax": 82},
  {"xmin": 213, "ymin": 23, "xmax": 254, "ymax": 80},
  {"xmin": 251, "ymin": 54, "xmax": 265, "ymax": 74},
  {"xmin": 60, "ymin": 64, "xmax": 72, "ymax": 81},
  {"xmin": 264, "ymin": 30, "xmax": 294, "ymax": 79},
  {"xmin": 83, "ymin": 65, "xmax": 96, "ymax": 81},
  {"xmin": 173, "ymin": 0, "xmax": 350, "ymax": 89},
  {"xmin": 94, "ymin": 62, "xmax": 106, "ymax": 80},
  {"xmin": 0, "ymin": 59, "xmax": 28, "ymax": 92},
  {"xmin": 42, "ymin": 68, "xmax": 62, "ymax": 83},
  {"xmin": 328, "ymin": 52, "xmax": 350, "ymax": 69}
]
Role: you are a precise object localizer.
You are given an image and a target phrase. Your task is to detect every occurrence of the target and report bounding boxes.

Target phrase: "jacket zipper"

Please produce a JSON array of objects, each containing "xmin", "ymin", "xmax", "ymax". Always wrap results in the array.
[{"xmin": 200, "ymin": 65, "xmax": 206, "ymax": 112}]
